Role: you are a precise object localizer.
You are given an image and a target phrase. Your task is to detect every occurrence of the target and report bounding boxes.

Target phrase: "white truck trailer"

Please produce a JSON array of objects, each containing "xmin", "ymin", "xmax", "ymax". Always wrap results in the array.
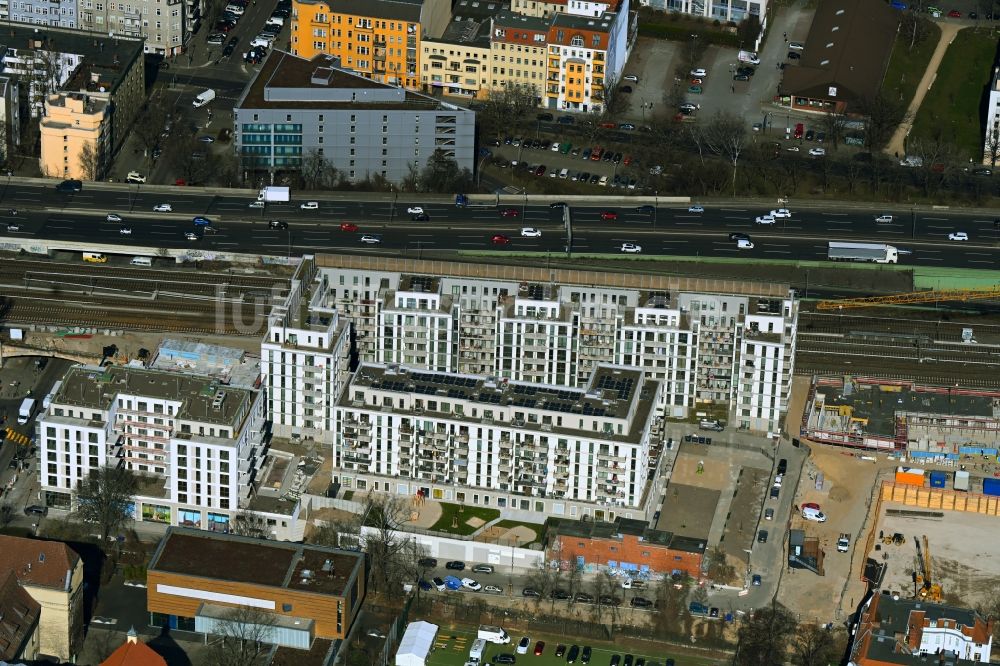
[
  {"xmin": 18, "ymin": 397, "xmax": 35, "ymax": 424},
  {"xmin": 258, "ymin": 186, "xmax": 290, "ymax": 203},
  {"xmin": 827, "ymin": 241, "xmax": 898, "ymax": 264}
]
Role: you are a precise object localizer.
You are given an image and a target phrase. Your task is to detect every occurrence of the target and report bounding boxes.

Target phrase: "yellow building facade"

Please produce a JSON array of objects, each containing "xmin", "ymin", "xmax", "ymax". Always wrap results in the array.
[{"xmin": 39, "ymin": 92, "xmax": 109, "ymax": 180}]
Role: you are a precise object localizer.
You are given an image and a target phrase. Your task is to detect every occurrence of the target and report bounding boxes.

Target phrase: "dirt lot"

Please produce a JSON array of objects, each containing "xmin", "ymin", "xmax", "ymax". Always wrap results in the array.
[
  {"xmin": 876, "ymin": 511, "xmax": 1000, "ymax": 609},
  {"xmin": 778, "ymin": 445, "xmax": 885, "ymax": 622},
  {"xmin": 658, "ymin": 484, "xmax": 720, "ymax": 541}
]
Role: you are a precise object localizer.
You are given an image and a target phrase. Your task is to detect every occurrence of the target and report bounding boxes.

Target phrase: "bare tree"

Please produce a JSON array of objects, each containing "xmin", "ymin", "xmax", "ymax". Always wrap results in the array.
[
  {"xmin": 702, "ymin": 112, "xmax": 748, "ymax": 196},
  {"xmin": 418, "ymin": 148, "xmax": 473, "ymax": 193},
  {"xmin": 360, "ymin": 494, "xmax": 426, "ymax": 597},
  {"xmin": 133, "ymin": 105, "xmax": 168, "ymax": 168},
  {"xmin": 791, "ymin": 623, "xmax": 845, "ymax": 666},
  {"xmin": 230, "ymin": 507, "xmax": 269, "ymax": 539},
  {"xmin": 734, "ymin": 602, "xmax": 798, "ymax": 666},
  {"xmin": 0, "ymin": 503, "xmax": 14, "ymax": 529},
  {"xmin": 653, "ymin": 573, "xmax": 689, "ymax": 637},
  {"xmin": 300, "ymin": 148, "xmax": 340, "ymax": 190},
  {"xmin": 820, "ymin": 110, "xmax": 849, "ymax": 150},
  {"xmin": 586, "ymin": 570, "xmax": 622, "ymax": 634},
  {"xmin": 856, "ymin": 92, "xmax": 910, "ymax": 153},
  {"xmin": 309, "ymin": 512, "xmax": 363, "ymax": 551},
  {"xmin": 78, "ymin": 141, "xmax": 101, "ymax": 181},
  {"xmin": 705, "ymin": 546, "xmax": 736, "ymax": 583},
  {"xmin": 207, "ymin": 605, "xmax": 277, "ymax": 666},
  {"xmin": 479, "ymin": 83, "xmax": 539, "ymax": 141},
  {"xmin": 75, "ymin": 466, "xmax": 138, "ymax": 543}
]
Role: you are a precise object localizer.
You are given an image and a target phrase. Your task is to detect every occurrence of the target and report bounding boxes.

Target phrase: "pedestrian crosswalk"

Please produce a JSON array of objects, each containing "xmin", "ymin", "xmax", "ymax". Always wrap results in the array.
[{"xmin": 3, "ymin": 428, "xmax": 32, "ymax": 447}]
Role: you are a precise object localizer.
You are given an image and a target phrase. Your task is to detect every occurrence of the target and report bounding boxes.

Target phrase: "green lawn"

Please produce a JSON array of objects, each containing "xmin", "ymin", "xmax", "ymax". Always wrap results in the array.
[
  {"xmin": 910, "ymin": 29, "xmax": 995, "ymax": 159},
  {"xmin": 424, "ymin": 627, "xmax": 725, "ymax": 666},
  {"xmin": 881, "ymin": 21, "xmax": 940, "ymax": 118},
  {"xmin": 431, "ymin": 502, "xmax": 501, "ymax": 536},
  {"xmin": 493, "ymin": 520, "xmax": 547, "ymax": 548}
]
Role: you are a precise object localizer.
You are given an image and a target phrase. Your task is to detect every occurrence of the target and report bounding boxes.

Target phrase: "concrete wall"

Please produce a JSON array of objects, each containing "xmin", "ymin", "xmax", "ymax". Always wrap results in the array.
[{"xmin": 360, "ymin": 525, "xmax": 545, "ymax": 570}]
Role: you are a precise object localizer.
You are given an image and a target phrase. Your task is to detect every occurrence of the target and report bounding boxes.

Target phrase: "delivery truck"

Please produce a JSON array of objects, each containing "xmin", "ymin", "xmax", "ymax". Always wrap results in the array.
[
  {"xmin": 192, "ymin": 89, "xmax": 216, "ymax": 108},
  {"xmin": 18, "ymin": 397, "xmax": 35, "ymax": 424},
  {"xmin": 258, "ymin": 186, "xmax": 290, "ymax": 203},
  {"xmin": 738, "ymin": 50, "xmax": 761, "ymax": 64},
  {"xmin": 828, "ymin": 241, "xmax": 899, "ymax": 264},
  {"xmin": 83, "ymin": 252, "xmax": 107, "ymax": 263}
]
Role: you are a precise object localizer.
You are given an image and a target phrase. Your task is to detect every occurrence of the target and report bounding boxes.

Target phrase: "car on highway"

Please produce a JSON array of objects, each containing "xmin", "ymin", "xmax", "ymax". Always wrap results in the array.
[
  {"xmin": 730, "ymin": 232, "xmax": 751, "ymax": 241},
  {"xmin": 300, "ymin": 201, "xmax": 319, "ymax": 210},
  {"xmin": 184, "ymin": 232, "xmax": 199, "ymax": 240},
  {"xmin": 268, "ymin": 220, "xmax": 288, "ymax": 230},
  {"xmin": 688, "ymin": 204, "xmax": 704, "ymax": 213},
  {"xmin": 461, "ymin": 578, "xmax": 482, "ymax": 591},
  {"xmin": 516, "ymin": 637, "xmax": 531, "ymax": 654},
  {"xmin": 406, "ymin": 206, "xmax": 425, "ymax": 215},
  {"xmin": 360, "ymin": 234, "xmax": 381, "ymax": 244},
  {"xmin": 6, "ymin": 223, "xmax": 19, "ymax": 232},
  {"xmin": 875, "ymin": 214, "xmax": 893, "ymax": 223},
  {"xmin": 56, "ymin": 179, "xmax": 83, "ymax": 192},
  {"xmin": 534, "ymin": 642, "xmax": 545, "ymax": 656},
  {"xmin": 948, "ymin": 232, "xmax": 968, "ymax": 241},
  {"xmin": 106, "ymin": 213, "xmax": 123, "ymax": 222},
  {"xmin": 808, "ymin": 147, "xmax": 826, "ymax": 156},
  {"xmin": 248, "ymin": 200, "xmax": 265, "ymax": 209},
  {"xmin": 636, "ymin": 205, "xmax": 655, "ymax": 215},
  {"xmin": 492, "ymin": 234, "xmax": 511, "ymax": 245},
  {"xmin": 737, "ymin": 238, "xmax": 754, "ymax": 249},
  {"xmin": 153, "ymin": 203, "xmax": 172, "ymax": 212},
  {"xmin": 620, "ymin": 243, "xmax": 642, "ymax": 254},
  {"xmin": 119, "ymin": 228, "xmax": 132, "ymax": 235},
  {"xmin": 755, "ymin": 215, "xmax": 776, "ymax": 225},
  {"xmin": 770, "ymin": 208, "xmax": 791, "ymax": 218},
  {"xmin": 412, "ymin": 213, "xmax": 430, "ymax": 221},
  {"xmin": 126, "ymin": 171, "xmax": 146, "ymax": 183},
  {"xmin": 600, "ymin": 211, "xmax": 618, "ymax": 221},
  {"xmin": 193, "ymin": 216, "xmax": 212, "ymax": 226},
  {"xmin": 690, "ymin": 68, "xmax": 707, "ymax": 77},
  {"xmin": 485, "ymin": 584, "xmax": 503, "ymax": 594},
  {"xmin": 500, "ymin": 208, "xmax": 519, "ymax": 217}
]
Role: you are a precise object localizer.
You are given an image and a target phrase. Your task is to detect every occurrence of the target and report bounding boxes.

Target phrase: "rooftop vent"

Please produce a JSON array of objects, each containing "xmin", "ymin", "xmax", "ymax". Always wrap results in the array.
[
  {"xmin": 211, "ymin": 390, "xmax": 226, "ymax": 410},
  {"xmin": 310, "ymin": 67, "xmax": 335, "ymax": 86}
]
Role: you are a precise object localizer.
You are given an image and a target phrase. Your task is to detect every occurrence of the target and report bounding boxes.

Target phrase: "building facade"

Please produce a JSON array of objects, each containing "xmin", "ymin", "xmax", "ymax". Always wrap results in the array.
[
  {"xmin": 290, "ymin": 0, "xmax": 451, "ymax": 89},
  {"xmin": 147, "ymin": 528, "xmax": 366, "ymax": 645},
  {"xmin": 420, "ymin": 7, "xmax": 492, "ymax": 98},
  {"xmin": 639, "ymin": 0, "xmax": 764, "ymax": 23},
  {"xmin": 985, "ymin": 64, "xmax": 1000, "ymax": 165},
  {"xmin": 489, "ymin": 11, "xmax": 547, "ymax": 101},
  {"xmin": 4, "ymin": 0, "xmax": 77, "ymax": 28},
  {"xmin": 77, "ymin": 0, "xmax": 185, "ymax": 55},
  {"xmin": 546, "ymin": 517, "xmax": 705, "ymax": 578},
  {"xmin": 39, "ymin": 92, "xmax": 108, "ymax": 179},
  {"xmin": 0, "ymin": 535, "xmax": 84, "ymax": 662},
  {"xmin": 37, "ymin": 364, "xmax": 285, "ymax": 536},
  {"xmin": 234, "ymin": 50, "xmax": 475, "ymax": 182},
  {"xmin": 336, "ymin": 362, "xmax": 661, "ymax": 519}
]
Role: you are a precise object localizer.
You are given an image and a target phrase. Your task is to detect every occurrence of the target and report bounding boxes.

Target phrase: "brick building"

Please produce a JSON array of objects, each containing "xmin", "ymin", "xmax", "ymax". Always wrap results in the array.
[{"xmin": 546, "ymin": 517, "xmax": 705, "ymax": 578}]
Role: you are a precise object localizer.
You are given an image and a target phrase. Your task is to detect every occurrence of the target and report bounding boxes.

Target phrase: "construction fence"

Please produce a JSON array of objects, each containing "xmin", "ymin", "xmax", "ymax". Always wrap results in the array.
[{"xmin": 879, "ymin": 481, "xmax": 1000, "ymax": 515}]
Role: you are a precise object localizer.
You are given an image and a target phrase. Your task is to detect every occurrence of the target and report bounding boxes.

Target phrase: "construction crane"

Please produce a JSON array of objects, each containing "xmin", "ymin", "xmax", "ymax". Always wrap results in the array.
[
  {"xmin": 914, "ymin": 535, "xmax": 943, "ymax": 601},
  {"xmin": 816, "ymin": 286, "xmax": 1000, "ymax": 310}
]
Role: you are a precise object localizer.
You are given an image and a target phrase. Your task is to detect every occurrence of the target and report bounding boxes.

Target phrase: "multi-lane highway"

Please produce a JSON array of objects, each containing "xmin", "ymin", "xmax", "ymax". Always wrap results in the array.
[{"xmin": 3, "ymin": 181, "xmax": 1000, "ymax": 268}]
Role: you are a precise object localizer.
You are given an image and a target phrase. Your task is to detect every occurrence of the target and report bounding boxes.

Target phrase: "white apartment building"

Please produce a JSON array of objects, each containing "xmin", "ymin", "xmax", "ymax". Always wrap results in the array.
[
  {"xmin": 307, "ymin": 262, "xmax": 797, "ymax": 432},
  {"xmin": 37, "ymin": 364, "xmax": 284, "ymax": 536},
  {"xmin": 336, "ymin": 362, "xmax": 660, "ymax": 519},
  {"xmin": 985, "ymin": 65, "xmax": 1000, "ymax": 165},
  {"xmin": 261, "ymin": 260, "xmax": 352, "ymax": 443},
  {"xmin": 77, "ymin": 0, "xmax": 185, "ymax": 56}
]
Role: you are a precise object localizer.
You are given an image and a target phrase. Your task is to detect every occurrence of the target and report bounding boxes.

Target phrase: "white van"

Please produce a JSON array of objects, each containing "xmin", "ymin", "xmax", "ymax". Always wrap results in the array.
[
  {"xmin": 802, "ymin": 507, "xmax": 827, "ymax": 522},
  {"xmin": 559, "ymin": 168, "xmax": 569, "ymax": 179},
  {"xmin": 469, "ymin": 639, "xmax": 487, "ymax": 663},
  {"xmin": 875, "ymin": 214, "xmax": 893, "ymax": 224},
  {"xmin": 130, "ymin": 256, "xmax": 152, "ymax": 266},
  {"xmin": 192, "ymin": 89, "xmax": 216, "ymax": 108},
  {"xmin": 737, "ymin": 239, "xmax": 754, "ymax": 249},
  {"xmin": 477, "ymin": 625, "xmax": 510, "ymax": 644}
]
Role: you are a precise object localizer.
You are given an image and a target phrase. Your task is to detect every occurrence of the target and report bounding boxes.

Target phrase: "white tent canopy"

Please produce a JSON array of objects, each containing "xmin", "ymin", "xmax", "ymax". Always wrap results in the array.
[{"xmin": 395, "ymin": 621, "xmax": 439, "ymax": 666}]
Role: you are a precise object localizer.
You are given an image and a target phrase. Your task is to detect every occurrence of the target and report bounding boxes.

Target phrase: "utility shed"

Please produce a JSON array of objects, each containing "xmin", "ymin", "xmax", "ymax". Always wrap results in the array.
[{"xmin": 396, "ymin": 621, "xmax": 438, "ymax": 666}]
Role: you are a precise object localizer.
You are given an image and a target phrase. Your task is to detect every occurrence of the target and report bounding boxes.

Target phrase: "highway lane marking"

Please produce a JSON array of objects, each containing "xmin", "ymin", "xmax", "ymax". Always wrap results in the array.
[
  {"xmin": 724, "ymin": 216, "xmax": 746, "ymax": 220},
  {"xmin": 763, "ymin": 250, "xmax": 791, "ymax": 254},
  {"xmin": 823, "ymin": 212, "xmax": 849, "ymax": 216},
  {"xmin": 967, "ymin": 260, "xmax": 994, "ymax": 264},
  {"xmin": 918, "ymin": 257, "xmax": 944, "ymax": 261},
  {"xmin": 826, "ymin": 220, "xmax": 853, "ymax": 224},
  {"xmin": 924, "ymin": 217, "xmax": 948, "ymax": 221},
  {"xmin": 719, "ymin": 208, "xmax": 748, "ymax": 212},
  {"xmin": 926, "ymin": 225, "xmax": 954, "ymax": 230},
  {"xmin": 966, "ymin": 252, "xmax": 992, "ymax": 256}
]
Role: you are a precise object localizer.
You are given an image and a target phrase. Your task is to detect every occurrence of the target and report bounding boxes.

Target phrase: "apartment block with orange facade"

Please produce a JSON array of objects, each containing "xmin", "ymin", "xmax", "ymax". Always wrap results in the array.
[
  {"xmin": 546, "ymin": 517, "xmax": 705, "ymax": 578},
  {"xmin": 291, "ymin": 0, "xmax": 451, "ymax": 90},
  {"xmin": 850, "ymin": 592, "xmax": 993, "ymax": 665},
  {"xmin": 147, "ymin": 528, "xmax": 366, "ymax": 650}
]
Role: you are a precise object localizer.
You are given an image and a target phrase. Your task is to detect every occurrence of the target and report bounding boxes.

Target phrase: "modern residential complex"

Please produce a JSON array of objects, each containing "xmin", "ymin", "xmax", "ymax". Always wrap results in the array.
[
  {"xmin": 636, "ymin": 0, "xmax": 765, "ymax": 23},
  {"xmin": 292, "ymin": 0, "xmax": 632, "ymax": 110},
  {"xmin": 985, "ymin": 63, "xmax": 1000, "ymax": 164},
  {"xmin": 36, "ymin": 364, "xmax": 302, "ymax": 537},
  {"xmin": 147, "ymin": 528, "xmax": 366, "ymax": 645},
  {"xmin": 234, "ymin": 50, "xmax": 475, "ymax": 181},
  {"xmin": 260, "ymin": 256, "xmax": 797, "ymax": 517}
]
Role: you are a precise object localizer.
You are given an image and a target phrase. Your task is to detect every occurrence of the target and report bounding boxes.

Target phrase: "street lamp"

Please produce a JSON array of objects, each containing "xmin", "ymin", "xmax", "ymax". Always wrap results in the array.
[{"xmin": 389, "ymin": 185, "xmax": 396, "ymax": 225}]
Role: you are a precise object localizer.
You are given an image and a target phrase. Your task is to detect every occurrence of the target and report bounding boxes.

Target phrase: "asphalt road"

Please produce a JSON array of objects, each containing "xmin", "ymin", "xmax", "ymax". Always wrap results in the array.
[{"xmin": 4, "ymin": 182, "xmax": 1000, "ymax": 267}]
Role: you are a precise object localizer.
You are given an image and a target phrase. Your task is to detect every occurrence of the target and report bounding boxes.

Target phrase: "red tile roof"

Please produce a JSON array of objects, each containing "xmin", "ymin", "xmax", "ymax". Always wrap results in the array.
[
  {"xmin": 0, "ymin": 570, "xmax": 41, "ymax": 661},
  {"xmin": 100, "ymin": 636, "xmax": 167, "ymax": 666},
  {"xmin": 0, "ymin": 535, "xmax": 81, "ymax": 591}
]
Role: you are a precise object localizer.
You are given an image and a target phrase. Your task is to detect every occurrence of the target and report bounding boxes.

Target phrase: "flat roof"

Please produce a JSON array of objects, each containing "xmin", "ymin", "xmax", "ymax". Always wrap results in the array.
[
  {"xmin": 53, "ymin": 364, "xmax": 255, "ymax": 428},
  {"xmin": 149, "ymin": 527, "xmax": 364, "ymax": 596},
  {"xmin": 237, "ymin": 51, "xmax": 471, "ymax": 111},
  {"xmin": 293, "ymin": 0, "xmax": 423, "ymax": 21},
  {"xmin": 860, "ymin": 595, "xmax": 988, "ymax": 665},
  {"xmin": 548, "ymin": 517, "xmax": 706, "ymax": 553}
]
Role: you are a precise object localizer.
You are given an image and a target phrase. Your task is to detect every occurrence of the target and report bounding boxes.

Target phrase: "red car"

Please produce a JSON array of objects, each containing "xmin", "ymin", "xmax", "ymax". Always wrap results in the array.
[
  {"xmin": 947, "ymin": 9, "xmax": 961, "ymax": 16},
  {"xmin": 534, "ymin": 165, "xmax": 546, "ymax": 177},
  {"xmin": 623, "ymin": 154, "xmax": 633, "ymax": 166},
  {"xmin": 599, "ymin": 211, "xmax": 618, "ymax": 221},
  {"xmin": 175, "ymin": 178, "xmax": 187, "ymax": 186},
  {"xmin": 340, "ymin": 223, "xmax": 359, "ymax": 232},
  {"xmin": 491, "ymin": 234, "xmax": 511, "ymax": 244},
  {"xmin": 534, "ymin": 642, "xmax": 545, "ymax": 656},
  {"xmin": 499, "ymin": 208, "xmax": 519, "ymax": 217}
]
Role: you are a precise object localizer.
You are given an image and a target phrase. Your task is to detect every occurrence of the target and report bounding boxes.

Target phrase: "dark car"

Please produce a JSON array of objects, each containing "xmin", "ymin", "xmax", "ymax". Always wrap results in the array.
[
  {"xmin": 268, "ymin": 219, "xmax": 287, "ymax": 230},
  {"xmin": 522, "ymin": 587, "xmax": 541, "ymax": 598},
  {"xmin": 635, "ymin": 659, "xmax": 645, "ymax": 666},
  {"xmin": 534, "ymin": 165, "xmax": 547, "ymax": 177},
  {"xmin": 24, "ymin": 505, "xmax": 47, "ymax": 516},
  {"xmin": 599, "ymin": 595, "xmax": 621, "ymax": 606},
  {"xmin": 550, "ymin": 589, "xmax": 570, "ymax": 600},
  {"xmin": 555, "ymin": 645, "xmax": 567, "ymax": 658},
  {"xmin": 223, "ymin": 36, "xmax": 239, "ymax": 55},
  {"xmin": 609, "ymin": 656, "xmax": 621, "ymax": 666},
  {"xmin": 557, "ymin": 115, "xmax": 574, "ymax": 124},
  {"xmin": 581, "ymin": 647, "xmax": 592, "ymax": 664},
  {"xmin": 418, "ymin": 557, "xmax": 437, "ymax": 568},
  {"xmin": 445, "ymin": 560, "xmax": 465, "ymax": 570},
  {"xmin": 623, "ymin": 655, "xmax": 634, "ymax": 666},
  {"xmin": 574, "ymin": 592, "xmax": 594, "ymax": 603},
  {"xmin": 758, "ymin": 529, "xmax": 769, "ymax": 543},
  {"xmin": 566, "ymin": 646, "xmax": 580, "ymax": 663},
  {"xmin": 636, "ymin": 205, "xmax": 655, "ymax": 215},
  {"xmin": 630, "ymin": 597, "xmax": 653, "ymax": 608},
  {"xmin": 418, "ymin": 579, "xmax": 432, "ymax": 591},
  {"xmin": 550, "ymin": 202, "xmax": 567, "ymax": 209},
  {"xmin": 730, "ymin": 232, "xmax": 751, "ymax": 241},
  {"xmin": 777, "ymin": 458, "xmax": 788, "ymax": 475},
  {"xmin": 619, "ymin": 85, "xmax": 633, "ymax": 93},
  {"xmin": 56, "ymin": 179, "xmax": 82, "ymax": 192},
  {"xmin": 589, "ymin": 174, "xmax": 600, "ymax": 184},
  {"xmin": 733, "ymin": 74, "xmax": 749, "ymax": 81},
  {"xmin": 499, "ymin": 208, "xmax": 519, "ymax": 218},
  {"xmin": 494, "ymin": 655, "xmax": 516, "ymax": 664},
  {"xmin": 770, "ymin": 486, "xmax": 780, "ymax": 499},
  {"xmin": 805, "ymin": 129, "xmax": 815, "ymax": 141},
  {"xmin": 537, "ymin": 112, "xmax": 554, "ymax": 121},
  {"xmin": 411, "ymin": 213, "xmax": 430, "ymax": 221},
  {"xmin": 788, "ymin": 51, "xmax": 801, "ymax": 59}
]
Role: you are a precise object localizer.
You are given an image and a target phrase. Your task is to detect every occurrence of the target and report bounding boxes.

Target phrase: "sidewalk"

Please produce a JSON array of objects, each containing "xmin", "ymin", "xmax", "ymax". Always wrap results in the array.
[{"xmin": 886, "ymin": 23, "xmax": 964, "ymax": 157}]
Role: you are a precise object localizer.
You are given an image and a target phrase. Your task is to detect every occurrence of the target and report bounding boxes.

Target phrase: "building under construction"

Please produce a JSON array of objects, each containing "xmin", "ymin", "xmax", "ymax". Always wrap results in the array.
[{"xmin": 802, "ymin": 376, "xmax": 1000, "ymax": 456}]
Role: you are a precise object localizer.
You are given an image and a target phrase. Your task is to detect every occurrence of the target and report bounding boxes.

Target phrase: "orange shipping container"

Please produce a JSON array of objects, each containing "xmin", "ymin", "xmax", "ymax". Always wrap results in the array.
[{"xmin": 895, "ymin": 466, "xmax": 926, "ymax": 486}]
